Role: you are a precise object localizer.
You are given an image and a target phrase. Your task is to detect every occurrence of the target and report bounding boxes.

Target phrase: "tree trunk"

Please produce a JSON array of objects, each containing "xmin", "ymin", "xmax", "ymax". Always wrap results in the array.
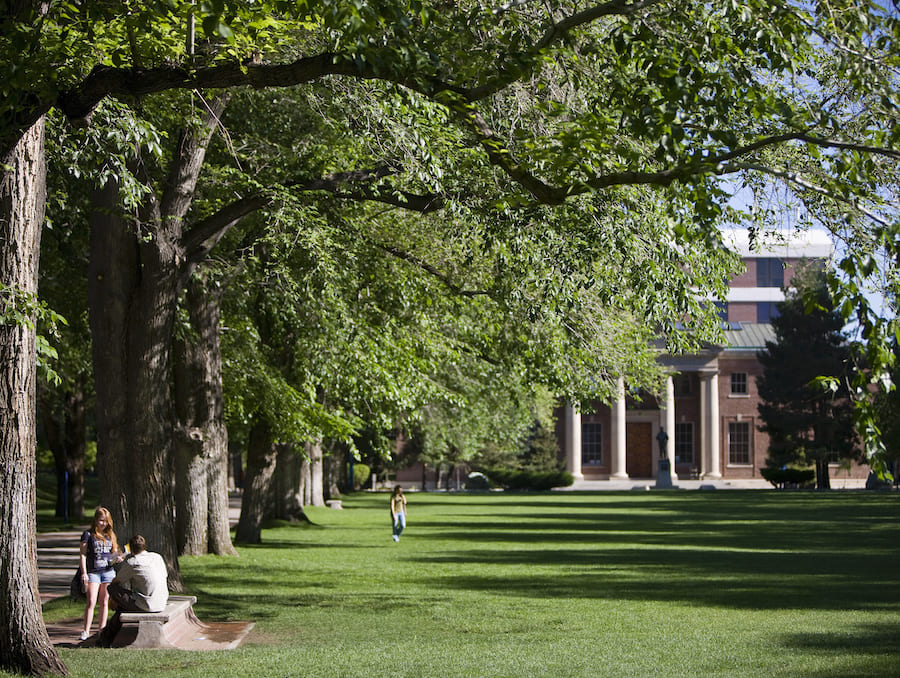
[
  {"xmin": 300, "ymin": 449, "xmax": 312, "ymax": 507},
  {"xmin": 235, "ymin": 419, "xmax": 278, "ymax": 543},
  {"xmin": 88, "ymin": 178, "xmax": 183, "ymax": 588},
  {"xmin": 62, "ymin": 387, "xmax": 87, "ymax": 520},
  {"xmin": 88, "ymin": 99, "xmax": 227, "ymax": 583},
  {"xmin": 38, "ymin": 384, "xmax": 87, "ymax": 521},
  {"xmin": 324, "ymin": 450, "xmax": 341, "ymax": 501},
  {"xmin": 173, "ymin": 272, "xmax": 236, "ymax": 556},
  {"xmin": 0, "ymin": 118, "xmax": 68, "ymax": 676},
  {"xmin": 307, "ymin": 440, "xmax": 325, "ymax": 507},
  {"xmin": 274, "ymin": 444, "xmax": 309, "ymax": 522},
  {"xmin": 816, "ymin": 457, "xmax": 832, "ymax": 490}
]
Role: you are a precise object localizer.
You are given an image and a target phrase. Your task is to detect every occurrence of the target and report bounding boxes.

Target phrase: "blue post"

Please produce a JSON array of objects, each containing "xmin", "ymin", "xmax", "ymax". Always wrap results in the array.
[{"xmin": 62, "ymin": 470, "xmax": 69, "ymax": 525}]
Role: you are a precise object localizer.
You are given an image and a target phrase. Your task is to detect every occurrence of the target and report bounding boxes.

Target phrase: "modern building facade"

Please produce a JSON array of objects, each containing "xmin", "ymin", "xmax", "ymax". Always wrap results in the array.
[{"xmin": 557, "ymin": 229, "xmax": 870, "ymax": 483}]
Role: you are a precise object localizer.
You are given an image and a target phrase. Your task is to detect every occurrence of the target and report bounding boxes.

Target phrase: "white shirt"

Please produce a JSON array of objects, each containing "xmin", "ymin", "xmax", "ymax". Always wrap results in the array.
[{"xmin": 114, "ymin": 551, "xmax": 169, "ymax": 612}]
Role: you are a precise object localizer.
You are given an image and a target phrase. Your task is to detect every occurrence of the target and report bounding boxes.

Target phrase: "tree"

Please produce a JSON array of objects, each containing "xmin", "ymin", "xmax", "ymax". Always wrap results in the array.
[
  {"xmin": 3, "ymin": 3, "xmax": 900, "ymax": 674},
  {"xmin": 757, "ymin": 265, "xmax": 860, "ymax": 489},
  {"xmin": 0, "ymin": 118, "xmax": 68, "ymax": 676},
  {"xmin": 173, "ymin": 269, "xmax": 237, "ymax": 556}
]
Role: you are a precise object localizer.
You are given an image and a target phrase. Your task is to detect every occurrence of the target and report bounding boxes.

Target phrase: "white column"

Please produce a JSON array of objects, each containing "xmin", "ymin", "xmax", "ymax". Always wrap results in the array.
[
  {"xmin": 611, "ymin": 377, "xmax": 628, "ymax": 479},
  {"xmin": 705, "ymin": 372, "xmax": 722, "ymax": 479},
  {"xmin": 564, "ymin": 404, "xmax": 584, "ymax": 481},
  {"xmin": 698, "ymin": 371, "xmax": 707, "ymax": 477},
  {"xmin": 665, "ymin": 375, "xmax": 677, "ymax": 481}
]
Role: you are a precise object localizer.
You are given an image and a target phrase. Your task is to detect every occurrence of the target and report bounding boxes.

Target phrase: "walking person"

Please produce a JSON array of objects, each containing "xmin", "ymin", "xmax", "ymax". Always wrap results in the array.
[
  {"xmin": 390, "ymin": 485, "xmax": 407, "ymax": 542},
  {"xmin": 79, "ymin": 507, "xmax": 123, "ymax": 641}
]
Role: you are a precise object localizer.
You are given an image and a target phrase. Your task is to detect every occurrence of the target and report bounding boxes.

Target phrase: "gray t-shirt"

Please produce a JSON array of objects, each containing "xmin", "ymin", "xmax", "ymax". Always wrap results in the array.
[{"xmin": 114, "ymin": 551, "xmax": 169, "ymax": 612}]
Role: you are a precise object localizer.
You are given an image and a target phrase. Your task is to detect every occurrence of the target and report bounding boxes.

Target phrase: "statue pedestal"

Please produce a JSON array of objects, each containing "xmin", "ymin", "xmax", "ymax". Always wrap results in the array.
[{"xmin": 655, "ymin": 458, "xmax": 674, "ymax": 489}]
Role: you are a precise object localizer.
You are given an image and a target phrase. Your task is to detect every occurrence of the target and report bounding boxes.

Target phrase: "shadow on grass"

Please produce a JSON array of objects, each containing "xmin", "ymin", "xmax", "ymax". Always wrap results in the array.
[
  {"xmin": 776, "ymin": 621, "xmax": 900, "ymax": 677},
  {"xmin": 184, "ymin": 492, "xmax": 900, "ymax": 620},
  {"xmin": 407, "ymin": 493, "xmax": 900, "ymax": 611}
]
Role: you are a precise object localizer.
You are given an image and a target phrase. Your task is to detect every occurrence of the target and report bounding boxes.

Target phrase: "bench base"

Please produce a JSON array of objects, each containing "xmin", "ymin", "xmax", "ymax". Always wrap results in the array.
[{"xmin": 111, "ymin": 595, "xmax": 253, "ymax": 650}]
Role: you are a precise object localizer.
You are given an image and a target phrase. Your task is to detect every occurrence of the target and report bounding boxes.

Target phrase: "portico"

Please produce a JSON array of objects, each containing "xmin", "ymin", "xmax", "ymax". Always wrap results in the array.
[{"xmin": 561, "ymin": 359, "xmax": 724, "ymax": 481}]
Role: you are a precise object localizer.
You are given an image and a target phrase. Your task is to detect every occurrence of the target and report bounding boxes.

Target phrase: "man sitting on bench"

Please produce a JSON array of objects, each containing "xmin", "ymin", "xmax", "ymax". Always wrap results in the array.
[{"xmin": 98, "ymin": 535, "xmax": 168, "ymax": 645}]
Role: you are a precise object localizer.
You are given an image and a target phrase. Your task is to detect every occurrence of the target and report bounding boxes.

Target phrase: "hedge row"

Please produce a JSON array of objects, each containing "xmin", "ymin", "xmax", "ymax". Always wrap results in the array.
[
  {"xmin": 481, "ymin": 469, "xmax": 575, "ymax": 491},
  {"xmin": 760, "ymin": 467, "xmax": 816, "ymax": 489}
]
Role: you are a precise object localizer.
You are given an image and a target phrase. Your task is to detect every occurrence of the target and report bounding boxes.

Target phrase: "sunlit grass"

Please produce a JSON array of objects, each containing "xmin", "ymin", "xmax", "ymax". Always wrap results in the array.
[{"xmin": 39, "ymin": 491, "xmax": 900, "ymax": 677}]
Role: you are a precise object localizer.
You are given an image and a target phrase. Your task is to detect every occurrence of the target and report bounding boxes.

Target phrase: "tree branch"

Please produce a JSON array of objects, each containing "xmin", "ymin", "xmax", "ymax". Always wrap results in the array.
[
  {"xmin": 730, "ymin": 161, "xmax": 893, "ymax": 227},
  {"xmin": 374, "ymin": 242, "xmax": 491, "ymax": 298},
  {"xmin": 182, "ymin": 166, "xmax": 444, "ymax": 265},
  {"xmin": 468, "ymin": 0, "xmax": 666, "ymax": 100},
  {"xmin": 161, "ymin": 93, "xmax": 230, "ymax": 223}
]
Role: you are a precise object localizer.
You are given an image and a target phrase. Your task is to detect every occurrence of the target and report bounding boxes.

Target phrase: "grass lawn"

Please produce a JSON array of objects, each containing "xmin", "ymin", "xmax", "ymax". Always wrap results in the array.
[{"xmin": 36, "ymin": 490, "xmax": 900, "ymax": 677}]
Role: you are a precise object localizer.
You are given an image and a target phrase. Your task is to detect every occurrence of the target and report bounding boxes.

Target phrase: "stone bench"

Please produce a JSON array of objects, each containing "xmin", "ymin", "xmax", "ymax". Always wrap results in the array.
[
  {"xmin": 109, "ymin": 595, "xmax": 252, "ymax": 650},
  {"xmin": 326, "ymin": 499, "xmax": 342, "ymax": 509},
  {"xmin": 113, "ymin": 595, "xmax": 198, "ymax": 649}
]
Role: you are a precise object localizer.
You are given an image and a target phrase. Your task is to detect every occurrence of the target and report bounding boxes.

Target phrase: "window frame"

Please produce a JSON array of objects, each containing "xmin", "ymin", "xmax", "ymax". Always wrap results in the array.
[
  {"xmin": 581, "ymin": 422, "xmax": 603, "ymax": 466},
  {"xmin": 674, "ymin": 422, "xmax": 694, "ymax": 464},
  {"xmin": 756, "ymin": 258, "xmax": 784, "ymax": 288},
  {"xmin": 728, "ymin": 421, "xmax": 752, "ymax": 466},
  {"xmin": 730, "ymin": 372, "xmax": 749, "ymax": 396}
]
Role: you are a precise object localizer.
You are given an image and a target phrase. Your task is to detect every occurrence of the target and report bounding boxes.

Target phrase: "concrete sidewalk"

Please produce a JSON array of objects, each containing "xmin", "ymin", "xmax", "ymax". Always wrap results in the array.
[
  {"xmin": 37, "ymin": 493, "xmax": 244, "ymax": 604},
  {"xmin": 558, "ymin": 477, "xmax": 867, "ymax": 491}
]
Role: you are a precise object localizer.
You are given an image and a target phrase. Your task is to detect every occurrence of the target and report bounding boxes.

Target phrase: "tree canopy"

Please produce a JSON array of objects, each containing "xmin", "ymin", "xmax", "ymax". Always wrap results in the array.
[{"xmin": 3, "ymin": 1, "xmax": 900, "ymax": 675}]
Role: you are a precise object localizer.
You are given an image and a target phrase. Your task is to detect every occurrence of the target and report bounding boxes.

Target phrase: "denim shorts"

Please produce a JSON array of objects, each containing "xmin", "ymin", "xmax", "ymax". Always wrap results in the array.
[{"xmin": 88, "ymin": 568, "xmax": 115, "ymax": 584}]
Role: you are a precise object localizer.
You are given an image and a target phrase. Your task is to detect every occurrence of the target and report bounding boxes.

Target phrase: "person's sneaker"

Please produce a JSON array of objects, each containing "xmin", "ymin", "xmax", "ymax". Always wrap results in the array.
[
  {"xmin": 80, "ymin": 631, "xmax": 89, "ymax": 641},
  {"xmin": 392, "ymin": 535, "xmax": 399, "ymax": 542}
]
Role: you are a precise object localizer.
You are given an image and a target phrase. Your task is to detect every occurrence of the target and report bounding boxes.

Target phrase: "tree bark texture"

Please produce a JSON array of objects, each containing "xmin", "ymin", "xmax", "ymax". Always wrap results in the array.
[
  {"xmin": 274, "ymin": 443, "xmax": 308, "ymax": 522},
  {"xmin": 0, "ymin": 118, "xmax": 68, "ymax": 676},
  {"xmin": 235, "ymin": 419, "xmax": 278, "ymax": 543},
  {"xmin": 306, "ymin": 440, "xmax": 325, "ymax": 507},
  {"xmin": 816, "ymin": 458, "xmax": 832, "ymax": 490},
  {"xmin": 88, "ymin": 177, "xmax": 183, "ymax": 588},
  {"xmin": 173, "ymin": 272, "xmax": 236, "ymax": 556},
  {"xmin": 88, "ymin": 99, "xmax": 227, "ymax": 584}
]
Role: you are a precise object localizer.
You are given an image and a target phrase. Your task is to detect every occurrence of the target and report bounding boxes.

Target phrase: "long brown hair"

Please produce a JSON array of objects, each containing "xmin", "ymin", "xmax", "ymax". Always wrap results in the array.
[{"xmin": 89, "ymin": 507, "xmax": 119, "ymax": 552}]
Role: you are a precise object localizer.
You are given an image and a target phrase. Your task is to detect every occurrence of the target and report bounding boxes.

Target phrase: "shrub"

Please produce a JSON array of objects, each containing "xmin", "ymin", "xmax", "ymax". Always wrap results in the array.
[
  {"xmin": 760, "ymin": 467, "xmax": 816, "ymax": 489},
  {"xmin": 465, "ymin": 472, "xmax": 492, "ymax": 491},
  {"xmin": 485, "ymin": 469, "xmax": 574, "ymax": 491},
  {"xmin": 347, "ymin": 463, "xmax": 371, "ymax": 490}
]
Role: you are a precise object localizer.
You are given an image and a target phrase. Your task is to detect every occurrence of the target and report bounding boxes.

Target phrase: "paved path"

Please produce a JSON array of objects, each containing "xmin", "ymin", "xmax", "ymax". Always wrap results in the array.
[
  {"xmin": 38, "ymin": 495, "xmax": 246, "ymax": 648},
  {"xmin": 37, "ymin": 529, "xmax": 85, "ymax": 604},
  {"xmin": 37, "ymin": 493, "xmax": 244, "ymax": 605},
  {"xmin": 561, "ymin": 477, "xmax": 866, "ymax": 491}
]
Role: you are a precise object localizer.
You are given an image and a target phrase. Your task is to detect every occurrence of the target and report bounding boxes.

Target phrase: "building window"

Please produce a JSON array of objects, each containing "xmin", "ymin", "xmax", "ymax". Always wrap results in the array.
[
  {"xmin": 756, "ymin": 258, "xmax": 784, "ymax": 288},
  {"xmin": 582, "ymin": 423, "xmax": 603, "ymax": 465},
  {"xmin": 713, "ymin": 301, "xmax": 728, "ymax": 322},
  {"xmin": 728, "ymin": 422, "xmax": 751, "ymax": 465},
  {"xmin": 730, "ymin": 372, "xmax": 748, "ymax": 395},
  {"xmin": 674, "ymin": 422, "xmax": 694, "ymax": 464},
  {"xmin": 674, "ymin": 374, "xmax": 692, "ymax": 396},
  {"xmin": 757, "ymin": 301, "xmax": 780, "ymax": 323}
]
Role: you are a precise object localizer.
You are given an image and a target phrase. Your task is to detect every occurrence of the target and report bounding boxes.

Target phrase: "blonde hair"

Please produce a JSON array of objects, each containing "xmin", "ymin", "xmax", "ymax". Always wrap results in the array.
[{"xmin": 90, "ymin": 507, "xmax": 120, "ymax": 553}]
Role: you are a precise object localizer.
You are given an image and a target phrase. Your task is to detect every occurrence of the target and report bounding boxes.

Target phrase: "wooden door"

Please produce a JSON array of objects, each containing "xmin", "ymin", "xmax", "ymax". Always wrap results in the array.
[{"xmin": 626, "ymin": 422, "xmax": 653, "ymax": 478}]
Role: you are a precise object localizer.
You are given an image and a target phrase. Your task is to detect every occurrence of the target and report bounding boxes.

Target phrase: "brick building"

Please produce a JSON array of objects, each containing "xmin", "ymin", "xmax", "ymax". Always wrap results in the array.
[{"xmin": 557, "ymin": 229, "xmax": 870, "ymax": 484}]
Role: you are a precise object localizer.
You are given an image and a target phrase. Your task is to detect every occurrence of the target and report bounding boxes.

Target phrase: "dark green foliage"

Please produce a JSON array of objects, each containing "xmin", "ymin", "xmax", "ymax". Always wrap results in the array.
[
  {"xmin": 347, "ymin": 463, "xmax": 371, "ymax": 490},
  {"xmin": 485, "ymin": 468, "xmax": 574, "ymax": 491},
  {"xmin": 757, "ymin": 264, "xmax": 860, "ymax": 489},
  {"xmin": 520, "ymin": 419, "xmax": 564, "ymax": 473},
  {"xmin": 759, "ymin": 467, "xmax": 816, "ymax": 489}
]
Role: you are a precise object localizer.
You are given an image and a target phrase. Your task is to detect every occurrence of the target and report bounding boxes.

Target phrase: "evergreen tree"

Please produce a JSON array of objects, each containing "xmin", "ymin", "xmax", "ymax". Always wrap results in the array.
[{"xmin": 757, "ymin": 265, "xmax": 859, "ymax": 489}]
